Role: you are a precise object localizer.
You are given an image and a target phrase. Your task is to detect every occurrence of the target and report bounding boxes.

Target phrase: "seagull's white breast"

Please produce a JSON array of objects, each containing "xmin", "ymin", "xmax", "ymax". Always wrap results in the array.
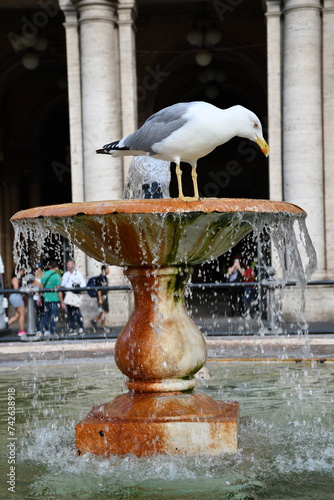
[{"xmin": 151, "ymin": 103, "xmax": 236, "ymax": 163}]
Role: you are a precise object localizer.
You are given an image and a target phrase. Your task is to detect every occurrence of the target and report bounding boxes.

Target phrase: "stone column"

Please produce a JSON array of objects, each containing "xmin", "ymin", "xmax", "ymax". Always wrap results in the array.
[
  {"xmin": 282, "ymin": 0, "xmax": 325, "ymax": 273},
  {"xmin": 322, "ymin": 0, "xmax": 334, "ymax": 276},
  {"xmin": 74, "ymin": 0, "xmax": 123, "ymax": 203},
  {"xmin": 59, "ymin": 0, "xmax": 84, "ymax": 204},
  {"xmin": 118, "ymin": 0, "xmax": 138, "ymax": 182},
  {"xmin": 59, "ymin": 0, "xmax": 86, "ymax": 274},
  {"xmin": 265, "ymin": 0, "xmax": 283, "ymax": 201}
]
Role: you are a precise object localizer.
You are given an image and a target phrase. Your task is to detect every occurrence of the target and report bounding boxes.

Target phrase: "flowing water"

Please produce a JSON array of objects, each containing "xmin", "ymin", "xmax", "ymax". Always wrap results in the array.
[
  {"xmin": 12, "ymin": 209, "xmax": 317, "ymax": 291},
  {"xmin": 1, "ymin": 359, "xmax": 333, "ymax": 499},
  {"xmin": 123, "ymin": 157, "xmax": 171, "ymax": 199},
  {"xmin": 11, "ymin": 209, "xmax": 318, "ymax": 341}
]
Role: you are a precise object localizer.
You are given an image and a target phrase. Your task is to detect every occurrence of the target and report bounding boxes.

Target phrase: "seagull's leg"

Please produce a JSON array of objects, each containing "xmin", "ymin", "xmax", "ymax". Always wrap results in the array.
[
  {"xmin": 175, "ymin": 163, "xmax": 185, "ymax": 200},
  {"xmin": 191, "ymin": 163, "xmax": 199, "ymax": 199}
]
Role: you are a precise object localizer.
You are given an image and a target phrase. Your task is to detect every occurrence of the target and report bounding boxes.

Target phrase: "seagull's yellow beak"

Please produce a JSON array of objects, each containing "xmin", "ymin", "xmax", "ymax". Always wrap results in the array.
[{"xmin": 256, "ymin": 137, "xmax": 270, "ymax": 157}]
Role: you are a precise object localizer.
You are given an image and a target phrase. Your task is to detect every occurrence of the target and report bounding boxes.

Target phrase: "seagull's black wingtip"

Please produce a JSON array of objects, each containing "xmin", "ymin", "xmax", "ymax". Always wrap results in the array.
[{"xmin": 96, "ymin": 148, "xmax": 108, "ymax": 154}]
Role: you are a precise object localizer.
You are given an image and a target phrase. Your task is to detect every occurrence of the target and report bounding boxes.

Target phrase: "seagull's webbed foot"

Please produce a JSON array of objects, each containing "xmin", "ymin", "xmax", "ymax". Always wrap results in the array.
[{"xmin": 179, "ymin": 196, "xmax": 201, "ymax": 201}]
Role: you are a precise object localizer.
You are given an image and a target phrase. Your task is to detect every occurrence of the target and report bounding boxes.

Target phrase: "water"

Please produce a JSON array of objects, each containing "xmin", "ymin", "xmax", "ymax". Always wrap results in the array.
[
  {"xmin": 1, "ymin": 360, "xmax": 333, "ymax": 499},
  {"xmin": 11, "ymin": 205, "xmax": 316, "ymax": 287},
  {"xmin": 11, "ymin": 205, "xmax": 318, "ymax": 340},
  {"xmin": 123, "ymin": 157, "xmax": 171, "ymax": 199}
]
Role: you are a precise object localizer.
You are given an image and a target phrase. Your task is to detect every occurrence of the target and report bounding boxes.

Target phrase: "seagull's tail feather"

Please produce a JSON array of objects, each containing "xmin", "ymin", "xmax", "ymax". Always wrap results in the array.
[
  {"xmin": 96, "ymin": 140, "xmax": 130, "ymax": 154},
  {"xmin": 96, "ymin": 148, "xmax": 110, "ymax": 154}
]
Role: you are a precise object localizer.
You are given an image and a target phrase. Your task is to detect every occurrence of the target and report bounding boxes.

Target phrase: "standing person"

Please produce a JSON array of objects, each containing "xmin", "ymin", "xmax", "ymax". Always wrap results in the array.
[
  {"xmin": 61, "ymin": 259, "xmax": 86, "ymax": 335},
  {"xmin": 90, "ymin": 265, "xmax": 111, "ymax": 334},
  {"xmin": 242, "ymin": 259, "xmax": 258, "ymax": 317},
  {"xmin": 0, "ymin": 255, "xmax": 5, "ymax": 331},
  {"xmin": 33, "ymin": 263, "xmax": 44, "ymax": 333},
  {"xmin": 40, "ymin": 261, "xmax": 64, "ymax": 339},
  {"xmin": 8, "ymin": 268, "xmax": 26, "ymax": 337},
  {"xmin": 227, "ymin": 254, "xmax": 245, "ymax": 316}
]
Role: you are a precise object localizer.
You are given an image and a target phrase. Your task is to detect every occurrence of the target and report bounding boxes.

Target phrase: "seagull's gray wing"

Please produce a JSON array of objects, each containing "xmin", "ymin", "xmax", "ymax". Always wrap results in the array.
[{"xmin": 121, "ymin": 103, "xmax": 193, "ymax": 153}]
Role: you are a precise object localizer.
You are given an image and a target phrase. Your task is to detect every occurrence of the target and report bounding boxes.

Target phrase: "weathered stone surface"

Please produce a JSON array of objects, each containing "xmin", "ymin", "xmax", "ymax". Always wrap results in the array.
[{"xmin": 76, "ymin": 392, "xmax": 239, "ymax": 457}]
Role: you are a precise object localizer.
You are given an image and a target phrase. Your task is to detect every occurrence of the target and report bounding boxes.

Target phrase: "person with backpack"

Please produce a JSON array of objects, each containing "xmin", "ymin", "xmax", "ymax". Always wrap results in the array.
[
  {"xmin": 61, "ymin": 259, "xmax": 86, "ymax": 335},
  {"xmin": 90, "ymin": 265, "xmax": 111, "ymax": 334}
]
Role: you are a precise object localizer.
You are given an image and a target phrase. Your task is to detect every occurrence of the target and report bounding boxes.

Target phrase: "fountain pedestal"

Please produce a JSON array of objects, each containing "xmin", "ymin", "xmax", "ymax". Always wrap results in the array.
[
  {"xmin": 76, "ymin": 265, "xmax": 239, "ymax": 457},
  {"xmin": 11, "ymin": 199, "xmax": 306, "ymax": 457},
  {"xmin": 76, "ymin": 393, "xmax": 239, "ymax": 457}
]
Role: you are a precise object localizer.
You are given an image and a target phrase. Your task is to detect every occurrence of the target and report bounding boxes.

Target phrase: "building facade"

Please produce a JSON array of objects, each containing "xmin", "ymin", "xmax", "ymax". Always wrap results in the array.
[{"xmin": 0, "ymin": 0, "xmax": 333, "ymax": 320}]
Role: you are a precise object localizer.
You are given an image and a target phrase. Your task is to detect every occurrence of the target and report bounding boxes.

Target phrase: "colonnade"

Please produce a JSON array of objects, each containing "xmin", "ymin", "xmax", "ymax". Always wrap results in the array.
[
  {"xmin": 266, "ymin": 0, "xmax": 334, "ymax": 279},
  {"xmin": 59, "ymin": 0, "xmax": 137, "ymax": 321},
  {"xmin": 56, "ymin": 0, "xmax": 333, "ymax": 320},
  {"xmin": 59, "ymin": 0, "xmax": 137, "ymax": 206}
]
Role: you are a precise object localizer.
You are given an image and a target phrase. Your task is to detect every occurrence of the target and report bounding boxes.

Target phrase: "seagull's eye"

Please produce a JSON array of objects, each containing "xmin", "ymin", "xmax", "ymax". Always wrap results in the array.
[{"xmin": 254, "ymin": 122, "xmax": 259, "ymax": 128}]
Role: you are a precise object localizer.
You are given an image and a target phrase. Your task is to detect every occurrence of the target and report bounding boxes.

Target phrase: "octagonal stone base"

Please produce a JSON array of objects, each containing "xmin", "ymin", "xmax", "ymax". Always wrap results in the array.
[{"xmin": 76, "ymin": 392, "xmax": 239, "ymax": 457}]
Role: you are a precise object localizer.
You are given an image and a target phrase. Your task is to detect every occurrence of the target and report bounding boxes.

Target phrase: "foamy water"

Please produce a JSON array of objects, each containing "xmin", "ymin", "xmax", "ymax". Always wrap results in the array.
[{"xmin": 0, "ymin": 360, "xmax": 333, "ymax": 499}]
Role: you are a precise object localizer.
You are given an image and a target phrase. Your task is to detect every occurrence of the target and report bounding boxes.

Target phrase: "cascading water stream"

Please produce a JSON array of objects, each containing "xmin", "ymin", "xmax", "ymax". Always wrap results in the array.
[{"xmin": 12, "ymin": 206, "xmax": 317, "ymax": 338}]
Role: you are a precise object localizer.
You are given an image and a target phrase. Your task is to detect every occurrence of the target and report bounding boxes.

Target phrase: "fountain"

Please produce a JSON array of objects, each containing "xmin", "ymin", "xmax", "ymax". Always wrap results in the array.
[{"xmin": 11, "ymin": 197, "xmax": 314, "ymax": 458}]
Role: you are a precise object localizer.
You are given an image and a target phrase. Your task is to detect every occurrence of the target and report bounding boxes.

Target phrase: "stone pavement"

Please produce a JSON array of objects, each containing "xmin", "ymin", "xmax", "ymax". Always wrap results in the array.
[{"xmin": 0, "ymin": 317, "xmax": 333, "ymax": 364}]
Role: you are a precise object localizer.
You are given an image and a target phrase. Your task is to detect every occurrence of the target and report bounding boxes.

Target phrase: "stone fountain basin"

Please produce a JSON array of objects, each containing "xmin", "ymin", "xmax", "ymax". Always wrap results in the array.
[
  {"xmin": 11, "ymin": 197, "xmax": 308, "ymax": 458},
  {"xmin": 11, "ymin": 198, "xmax": 305, "ymax": 267}
]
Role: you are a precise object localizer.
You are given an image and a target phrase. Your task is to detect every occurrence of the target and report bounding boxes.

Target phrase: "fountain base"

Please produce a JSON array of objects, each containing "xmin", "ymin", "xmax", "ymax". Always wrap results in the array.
[{"xmin": 76, "ymin": 391, "xmax": 239, "ymax": 457}]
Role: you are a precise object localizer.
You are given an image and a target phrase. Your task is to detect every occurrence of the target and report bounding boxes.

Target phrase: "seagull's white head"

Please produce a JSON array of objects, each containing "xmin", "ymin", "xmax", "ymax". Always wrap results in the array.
[{"xmin": 234, "ymin": 105, "xmax": 270, "ymax": 157}]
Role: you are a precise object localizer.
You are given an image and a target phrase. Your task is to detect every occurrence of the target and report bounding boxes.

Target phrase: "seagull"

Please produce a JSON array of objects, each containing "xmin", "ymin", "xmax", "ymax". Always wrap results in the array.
[{"xmin": 96, "ymin": 101, "xmax": 270, "ymax": 201}]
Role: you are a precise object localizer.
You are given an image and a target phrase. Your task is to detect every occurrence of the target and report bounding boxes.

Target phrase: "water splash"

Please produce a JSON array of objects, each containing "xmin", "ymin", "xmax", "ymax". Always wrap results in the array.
[
  {"xmin": 1, "ymin": 361, "xmax": 332, "ymax": 499},
  {"xmin": 123, "ymin": 157, "xmax": 171, "ymax": 199}
]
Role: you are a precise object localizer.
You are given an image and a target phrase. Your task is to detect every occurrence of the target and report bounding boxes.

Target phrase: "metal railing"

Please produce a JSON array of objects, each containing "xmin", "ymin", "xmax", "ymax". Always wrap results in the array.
[
  {"xmin": 1, "ymin": 280, "xmax": 333, "ymax": 337},
  {"xmin": 2, "ymin": 278, "xmax": 333, "ymax": 297}
]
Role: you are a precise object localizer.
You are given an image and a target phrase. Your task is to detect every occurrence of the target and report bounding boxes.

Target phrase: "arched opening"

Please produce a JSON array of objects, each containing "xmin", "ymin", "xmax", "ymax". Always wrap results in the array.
[
  {"xmin": 148, "ymin": 46, "xmax": 268, "ymax": 200},
  {"xmin": 0, "ymin": 6, "xmax": 68, "ymax": 278},
  {"xmin": 39, "ymin": 101, "xmax": 71, "ymax": 206},
  {"xmin": 136, "ymin": 1, "xmax": 268, "ymax": 201},
  {"xmin": 136, "ymin": 0, "xmax": 268, "ymax": 314}
]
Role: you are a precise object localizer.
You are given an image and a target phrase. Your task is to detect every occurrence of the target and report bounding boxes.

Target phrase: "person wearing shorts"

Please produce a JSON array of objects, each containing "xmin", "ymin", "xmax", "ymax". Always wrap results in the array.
[{"xmin": 8, "ymin": 268, "xmax": 26, "ymax": 337}]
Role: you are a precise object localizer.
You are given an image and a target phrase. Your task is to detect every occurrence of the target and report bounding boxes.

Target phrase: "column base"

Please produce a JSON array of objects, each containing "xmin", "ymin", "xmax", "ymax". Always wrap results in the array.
[{"xmin": 76, "ymin": 391, "xmax": 239, "ymax": 457}]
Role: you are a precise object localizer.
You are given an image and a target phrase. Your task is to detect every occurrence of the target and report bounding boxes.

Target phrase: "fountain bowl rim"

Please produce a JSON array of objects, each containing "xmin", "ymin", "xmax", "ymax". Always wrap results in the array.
[{"xmin": 10, "ymin": 198, "xmax": 306, "ymax": 221}]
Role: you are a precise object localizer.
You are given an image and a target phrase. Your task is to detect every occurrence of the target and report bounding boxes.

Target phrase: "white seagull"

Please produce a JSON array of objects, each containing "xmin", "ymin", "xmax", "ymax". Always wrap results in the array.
[{"xmin": 96, "ymin": 101, "xmax": 270, "ymax": 201}]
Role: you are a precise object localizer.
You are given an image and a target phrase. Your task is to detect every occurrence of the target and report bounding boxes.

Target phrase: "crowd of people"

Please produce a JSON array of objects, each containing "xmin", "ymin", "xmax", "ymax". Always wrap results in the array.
[
  {"xmin": 7, "ymin": 260, "xmax": 111, "ymax": 340},
  {"xmin": 7, "ymin": 253, "xmax": 260, "ymax": 339}
]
